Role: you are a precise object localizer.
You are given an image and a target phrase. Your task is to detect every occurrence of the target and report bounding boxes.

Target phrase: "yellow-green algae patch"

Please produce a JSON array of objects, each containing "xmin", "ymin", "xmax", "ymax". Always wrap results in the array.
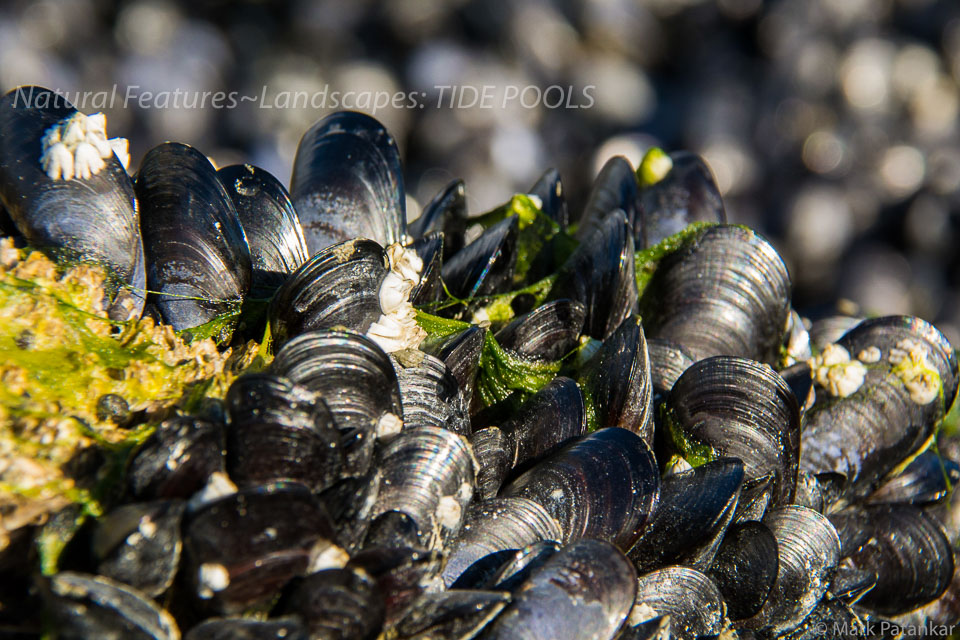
[{"xmin": 0, "ymin": 239, "xmax": 261, "ymax": 552}]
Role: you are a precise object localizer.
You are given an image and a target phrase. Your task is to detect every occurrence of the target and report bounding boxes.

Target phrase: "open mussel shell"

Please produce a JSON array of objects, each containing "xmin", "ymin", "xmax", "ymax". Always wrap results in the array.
[
  {"xmin": 866, "ymin": 450, "xmax": 960, "ymax": 505},
  {"xmin": 268, "ymin": 239, "xmax": 388, "ymax": 350},
  {"xmin": 473, "ymin": 376, "xmax": 586, "ymax": 499},
  {"xmin": 408, "ymin": 178, "xmax": 466, "ymax": 259},
  {"xmin": 368, "ymin": 426, "xmax": 476, "ymax": 550},
  {"xmin": 577, "ymin": 316, "xmax": 654, "ymax": 444},
  {"xmin": 741, "ymin": 506, "xmax": 840, "ymax": 637},
  {"xmin": 639, "ymin": 224, "xmax": 791, "ymax": 365},
  {"xmin": 290, "ymin": 111, "xmax": 404, "ymax": 254},
  {"xmin": 409, "ymin": 231, "xmax": 444, "ymax": 306},
  {"xmin": 629, "ymin": 566, "xmax": 725, "ymax": 640},
  {"xmin": 829, "ymin": 504, "xmax": 954, "ymax": 616},
  {"xmin": 92, "ymin": 499, "xmax": 185, "ymax": 598},
  {"xmin": 224, "ymin": 373, "xmax": 342, "ymax": 492},
  {"xmin": 41, "ymin": 571, "xmax": 180, "ymax": 640},
  {"xmin": 665, "ymin": 356, "xmax": 800, "ymax": 507},
  {"xmin": 275, "ymin": 567, "xmax": 384, "ymax": 640},
  {"xmin": 707, "ymin": 520, "xmax": 779, "ymax": 621},
  {"xmin": 184, "ymin": 617, "xmax": 307, "ymax": 640},
  {"xmin": 0, "ymin": 86, "xmax": 146, "ymax": 320},
  {"xmin": 441, "ymin": 215, "xmax": 518, "ymax": 303},
  {"xmin": 442, "ymin": 497, "xmax": 562, "ymax": 587},
  {"xmin": 501, "ymin": 427, "xmax": 659, "ymax": 550},
  {"xmin": 576, "ymin": 156, "xmax": 639, "ymax": 240},
  {"xmin": 801, "ymin": 316, "xmax": 960, "ymax": 503},
  {"xmin": 494, "ymin": 299, "xmax": 586, "ymax": 362},
  {"xmin": 547, "ymin": 209, "xmax": 637, "ymax": 340},
  {"xmin": 636, "ymin": 151, "xmax": 725, "ymax": 249},
  {"xmin": 183, "ymin": 482, "xmax": 341, "ymax": 614},
  {"xmin": 397, "ymin": 590, "xmax": 510, "ymax": 639},
  {"xmin": 127, "ymin": 417, "xmax": 224, "ymax": 501},
  {"xmin": 627, "ymin": 457, "xmax": 744, "ymax": 573},
  {"xmin": 480, "ymin": 539, "xmax": 637, "ymax": 640},
  {"xmin": 270, "ymin": 329, "xmax": 402, "ymax": 477},
  {"xmin": 528, "ymin": 167, "xmax": 568, "ymax": 230},
  {"xmin": 136, "ymin": 142, "xmax": 251, "ymax": 331},
  {"xmin": 217, "ymin": 164, "xmax": 308, "ymax": 298},
  {"xmin": 397, "ymin": 353, "xmax": 471, "ymax": 437}
]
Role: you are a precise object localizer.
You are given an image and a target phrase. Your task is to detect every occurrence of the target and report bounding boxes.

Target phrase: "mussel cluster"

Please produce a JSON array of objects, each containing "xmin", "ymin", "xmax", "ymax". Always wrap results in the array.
[{"xmin": 1, "ymin": 86, "xmax": 958, "ymax": 639}]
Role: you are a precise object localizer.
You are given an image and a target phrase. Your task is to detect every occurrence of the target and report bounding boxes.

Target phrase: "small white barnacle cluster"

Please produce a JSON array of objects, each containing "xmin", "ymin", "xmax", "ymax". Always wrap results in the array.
[
  {"xmin": 809, "ymin": 343, "xmax": 867, "ymax": 398},
  {"xmin": 366, "ymin": 242, "xmax": 427, "ymax": 354},
  {"xmin": 40, "ymin": 111, "xmax": 130, "ymax": 181},
  {"xmin": 889, "ymin": 338, "xmax": 941, "ymax": 405}
]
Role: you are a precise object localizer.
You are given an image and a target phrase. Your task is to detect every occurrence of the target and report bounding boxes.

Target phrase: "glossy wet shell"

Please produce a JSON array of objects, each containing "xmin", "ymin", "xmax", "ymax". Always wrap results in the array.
[
  {"xmin": 0, "ymin": 86, "xmax": 145, "ymax": 320},
  {"xmin": 136, "ymin": 142, "xmax": 251, "ymax": 331}
]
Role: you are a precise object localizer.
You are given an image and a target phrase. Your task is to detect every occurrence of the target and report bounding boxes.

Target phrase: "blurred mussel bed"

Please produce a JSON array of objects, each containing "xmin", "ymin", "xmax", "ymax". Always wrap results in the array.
[{"xmin": 1, "ymin": 79, "xmax": 960, "ymax": 640}]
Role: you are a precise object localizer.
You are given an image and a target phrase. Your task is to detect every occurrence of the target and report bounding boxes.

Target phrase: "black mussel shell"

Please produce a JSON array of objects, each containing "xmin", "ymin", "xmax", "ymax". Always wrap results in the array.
[
  {"xmin": 830, "ymin": 565, "xmax": 878, "ymax": 605},
  {"xmin": 409, "ymin": 231, "xmax": 445, "ymax": 306},
  {"xmin": 779, "ymin": 595, "xmax": 866, "ymax": 640},
  {"xmin": 442, "ymin": 497, "xmax": 562, "ymax": 587},
  {"xmin": 92, "ymin": 499, "xmax": 185, "ymax": 598},
  {"xmin": 646, "ymin": 337, "xmax": 695, "ymax": 399},
  {"xmin": 630, "ymin": 566, "xmax": 725, "ymax": 640},
  {"xmin": 396, "ymin": 590, "xmax": 510, "ymax": 639},
  {"xmin": 636, "ymin": 151, "xmax": 725, "ymax": 249},
  {"xmin": 616, "ymin": 616, "xmax": 672, "ymax": 640},
  {"xmin": 409, "ymin": 179, "xmax": 466, "ymax": 259},
  {"xmin": 268, "ymin": 239, "xmax": 388, "ymax": 349},
  {"xmin": 441, "ymin": 215, "xmax": 518, "ymax": 303},
  {"xmin": 291, "ymin": 111, "xmax": 404, "ymax": 254},
  {"xmin": 577, "ymin": 316, "xmax": 654, "ymax": 445},
  {"xmin": 136, "ymin": 142, "xmax": 251, "ymax": 331},
  {"xmin": 742, "ymin": 506, "xmax": 841, "ymax": 637},
  {"xmin": 183, "ymin": 482, "xmax": 341, "ymax": 614},
  {"xmin": 347, "ymin": 546, "xmax": 444, "ymax": 626},
  {"xmin": 706, "ymin": 520, "xmax": 779, "ymax": 621},
  {"xmin": 628, "ymin": 457, "xmax": 744, "ymax": 573},
  {"xmin": 494, "ymin": 299, "xmax": 586, "ymax": 362},
  {"xmin": 473, "ymin": 376, "xmax": 586, "ymax": 499},
  {"xmin": 792, "ymin": 470, "xmax": 825, "ymax": 513},
  {"xmin": 397, "ymin": 353, "xmax": 471, "ymax": 436},
  {"xmin": 867, "ymin": 450, "xmax": 960, "ymax": 506},
  {"xmin": 127, "ymin": 416, "xmax": 224, "ymax": 501},
  {"xmin": 275, "ymin": 567, "xmax": 384, "ymax": 640},
  {"xmin": 576, "ymin": 156, "xmax": 639, "ymax": 240},
  {"xmin": 270, "ymin": 329, "xmax": 402, "ymax": 477},
  {"xmin": 829, "ymin": 504, "xmax": 954, "ymax": 616},
  {"xmin": 368, "ymin": 426, "xmax": 476, "ymax": 550},
  {"xmin": 480, "ymin": 539, "xmax": 636, "ymax": 640},
  {"xmin": 318, "ymin": 468, "xmax": 381, "ymax": 554},
  {"xmin": 528, "ymin": 167, "xmax": 568, "ymax": 230},
  {"xmin": 801, "ymin": 316, "xmax": 959, "ymax": 503},
  {"xmin": 639, "ymin": 224, "xmax": 791, "ymax": 365},
  {"xmin": 0, "ymin": 86, "xmax": 146, "ymax": 320},
  {"xmin": 184, "ymin": 617, "xmax": 307, "ymax": 640},
  {"xmin": 665, "ymin": 356, "xmax": 800, "ymax": 507},
  {"xmin": 422, "ymin": 325, "xmax": 485, "ymax": 403},
  {"xmin": 501, "ymin": 427, "xmax": 659, "ymax": 550},
  {"xmin": 218, "ymin": 164, "xmax": 308, "ymax": 297},
  {"xmin": 41, "ymin": 571, "xmax": 179, "ymax": 640},
  {"xmin": 225, "ymin": 373, "xmax": 342, "ymax": 492},
  {"xmin": 547, "ymin": 209, "xmax": 636, "ymax": 340},
  {"xmin": 808, "ymin": 314, "xmax": 863, "ymax": 352}
]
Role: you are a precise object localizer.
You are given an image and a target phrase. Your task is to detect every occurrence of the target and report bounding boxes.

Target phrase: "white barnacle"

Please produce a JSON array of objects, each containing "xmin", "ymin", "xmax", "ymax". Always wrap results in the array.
[
  {"xmin": 197, "ymin": 563, "xmax": 230, "ymax": 599},
  {"xmin": 307, "ymin": 543, "xmax": 349, "ymax": 573},
  {"xmin": 889, "ymin": 338, "xmax": 941, "ymax": 405},
  {"xmin": 39, "ymin": 111, "xmax": 127, "ymax": 180},
  {"xmin": 367, "ymin": 242, "xmax": 427, "ymax": 353},
  {"xmin": 437, "ymin": 495, "xmax": 463, "ymax": 529},
  {"xmin": 376, "ymin": 412, "xmax": 403, "ymax": 439},
  {"xmin": 809, "ymin": 343, "xmax": 867, "ymax": 398},
  {"xmin": 187, "ymin": 471, "xmax": 238, "ymax": 511},
  {"xmin": 857, "ymin": 346, "xmax": 881, "ymax": 363}
]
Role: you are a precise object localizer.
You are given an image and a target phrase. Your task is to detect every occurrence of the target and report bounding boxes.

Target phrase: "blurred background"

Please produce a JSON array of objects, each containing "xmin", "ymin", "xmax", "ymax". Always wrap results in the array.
[{"xmin": 2, "ymin": 0, "xmax": 960, "ymax": 342}]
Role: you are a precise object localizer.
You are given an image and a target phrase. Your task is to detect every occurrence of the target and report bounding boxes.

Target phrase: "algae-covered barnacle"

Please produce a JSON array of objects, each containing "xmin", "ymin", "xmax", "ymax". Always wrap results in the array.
[
  {"xmin": 809, "ymin": 343, "xmax": 867, "ymax": 398},
  {"xmin": 889, "ymin": 338, "xmax": 943, "ymax": 405},
  {"xmin": 0, "ymin": 241, "xmax": 259, "ymax": 551}
]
